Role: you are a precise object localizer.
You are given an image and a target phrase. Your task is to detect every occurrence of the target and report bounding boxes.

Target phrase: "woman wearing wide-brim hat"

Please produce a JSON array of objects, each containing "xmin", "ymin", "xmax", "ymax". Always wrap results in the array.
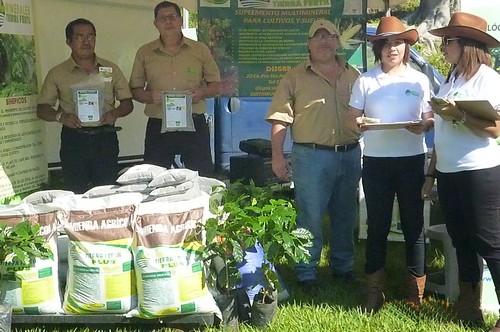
[
  {"xmin": 346, "ymin": 15, "xmax": 434, "ymax": 313},
  {"xmin": 423, "ymin": 12, "xmax": 500, "ymax": 331}
]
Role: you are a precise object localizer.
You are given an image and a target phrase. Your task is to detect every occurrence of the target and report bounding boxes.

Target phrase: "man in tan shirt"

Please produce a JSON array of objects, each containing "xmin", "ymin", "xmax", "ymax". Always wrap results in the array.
[
  {"xmin": 266, "ymin": 19, "xmax": 361, "ymax": 289},
  {"xmin": 37, "ymin": 18, "xmax": 133, "ymax": 194},
  {"xmin": 129, "ymin": 1, "xmax": 221, "ymax": 177}
]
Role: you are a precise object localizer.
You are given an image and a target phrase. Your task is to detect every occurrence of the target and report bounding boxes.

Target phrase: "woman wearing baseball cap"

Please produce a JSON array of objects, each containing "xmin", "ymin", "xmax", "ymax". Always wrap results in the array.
[{"xmin": 423, "ymin": 12, "xmax": 500, "ymax": 330}]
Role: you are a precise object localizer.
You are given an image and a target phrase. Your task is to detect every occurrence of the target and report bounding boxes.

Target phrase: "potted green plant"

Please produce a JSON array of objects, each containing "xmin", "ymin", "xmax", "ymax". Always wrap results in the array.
[
  {"xmin": 202, "ymin": 185, "xmax": 257, "ymax": 291},
  {"xmin": 228, "ymin": 183, "xmax": 312, "ymax": 328},
  {"xmin": 0, "ymin": 220, "xmax": 52, "ymax": 331},
  {"xmin": 198, "ymin": 181, "xmax": 313, "ymax": 329},
  {"xmin": 198, "ymin": 184, "xmax": 259, "ymax": 330}
]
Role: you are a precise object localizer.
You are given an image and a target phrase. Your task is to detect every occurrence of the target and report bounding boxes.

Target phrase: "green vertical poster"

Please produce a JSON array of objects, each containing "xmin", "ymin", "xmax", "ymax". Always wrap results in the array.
[
  {"xmin": 198, "ymin": 0, "xmax": 366, "ymax": 97},
  {"xmin": 0, "ymin": 0, "xmax": 46, "ymax": 198}
]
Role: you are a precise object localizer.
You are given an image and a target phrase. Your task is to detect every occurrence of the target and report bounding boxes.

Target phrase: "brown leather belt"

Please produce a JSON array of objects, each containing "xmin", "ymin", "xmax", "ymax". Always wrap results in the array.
[{"xmin": 295, "ymin": 142, "xmax": 359, "ymax": 152}]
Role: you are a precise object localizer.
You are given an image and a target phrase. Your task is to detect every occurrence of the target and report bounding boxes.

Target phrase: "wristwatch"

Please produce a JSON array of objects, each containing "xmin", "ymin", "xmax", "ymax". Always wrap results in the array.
[{"xmin": 55, "ymin": 111, "xmax": 63, "ymax": 123}]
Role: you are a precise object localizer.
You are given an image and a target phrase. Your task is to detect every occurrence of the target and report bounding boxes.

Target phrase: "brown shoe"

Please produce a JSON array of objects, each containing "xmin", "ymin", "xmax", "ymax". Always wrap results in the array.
[
  {"xmin": 490, "ymin": 319, "xmax": 500, "ymax": 332},
  {"xmin": 362, "ymin": 269, "xmax": 385, "ymax": 314},
  {"xmin": 402, "ymin": 273, "xmax": 426, "ymax": 307}
]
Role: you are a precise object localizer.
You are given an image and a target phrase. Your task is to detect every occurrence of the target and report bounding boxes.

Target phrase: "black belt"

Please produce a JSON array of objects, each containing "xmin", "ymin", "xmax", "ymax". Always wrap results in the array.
[
  {"xmin": 295, "ymin": 142, "xmax": 359, "ymax": 152},
  {"xmin": 148, "ymin": 113, "xmax": 205, "ymax": 123},
  {"xmin": 66, "ymin": 126, "xmax": 122, "ymax": 135},
  {"xmin": 150, "ymin": 114, "xmax": 205, "ymax": 122}
]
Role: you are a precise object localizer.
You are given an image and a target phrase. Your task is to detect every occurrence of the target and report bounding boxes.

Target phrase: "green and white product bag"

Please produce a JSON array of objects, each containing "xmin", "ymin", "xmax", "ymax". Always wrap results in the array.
[
  {"xmin": 56, "ymin": 193, "xmax": 143, "ymax": 314},
  {"xmin": 130, "ymin": 193, "xmax": 221, "ymax": 319},
  {"xmin": 0, "ymin": 203, "xmax": 62, "ymax": 314}
]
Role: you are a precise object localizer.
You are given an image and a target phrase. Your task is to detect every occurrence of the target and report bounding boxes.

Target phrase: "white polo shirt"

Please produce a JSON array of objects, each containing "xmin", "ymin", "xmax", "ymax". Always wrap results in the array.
[
  {"xmin": 349, "ymin": 65, "xmax": 432, "ymax": 157},
  {"xmin": 434, "ymin": 64, "xmax": 500, "ymax": 173}
]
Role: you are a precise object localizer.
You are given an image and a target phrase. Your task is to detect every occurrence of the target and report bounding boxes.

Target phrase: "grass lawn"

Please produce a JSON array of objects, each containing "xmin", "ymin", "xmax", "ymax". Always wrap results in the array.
[
  {"xmin": 195, "ymin": 239, "xmax": 497, "ymax": 332},
  {"xmin": 9, "ymin": 240, "xmax": 497, "ymax": 332}
]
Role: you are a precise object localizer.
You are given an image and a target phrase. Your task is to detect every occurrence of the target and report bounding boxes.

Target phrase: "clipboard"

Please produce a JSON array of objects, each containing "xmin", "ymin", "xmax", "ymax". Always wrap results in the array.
[
  {"xmin": 362, "ymin": 121, "xmax": 421, "ymax": 130},
  {"xmin": 455, "ymin": 100, "xmax": 500, "ymax": 122}
]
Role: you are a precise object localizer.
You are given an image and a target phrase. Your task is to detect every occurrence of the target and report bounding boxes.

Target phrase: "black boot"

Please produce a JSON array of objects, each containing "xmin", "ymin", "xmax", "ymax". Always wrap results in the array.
[{"xmin": 453, "ymin": 281, "xmax": 484, "ymax": 325}]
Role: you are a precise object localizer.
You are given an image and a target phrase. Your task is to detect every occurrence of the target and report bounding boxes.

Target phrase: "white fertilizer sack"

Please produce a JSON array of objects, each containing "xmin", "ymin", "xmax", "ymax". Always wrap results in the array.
[
  {"xmin": 116, "ymin": 164, "xmax": 167, "ymax": 185},
  {"xmin": 130, "ymin": 194, "xmax": 220, "ymax": 319},
  {"xmin": 56, "ymin": 193, "xmax": 142, "ymax": 314},
  {"xmin": 0, "ymin": 203, "xmax": 62, "ymax": 314}
]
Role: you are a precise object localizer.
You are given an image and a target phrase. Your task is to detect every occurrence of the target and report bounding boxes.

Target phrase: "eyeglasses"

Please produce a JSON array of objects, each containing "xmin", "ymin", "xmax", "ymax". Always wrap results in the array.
[
  {"xmin": 310, "ymin": 34, "xmax": 337, "ymax": 41},
  {"xmin": 73, "ymin": 34, "xmax": 96, "ymax": 42},
  {"xmin": 156, "ymin": 14, "xmax": 180, "ymax": 23},
  {"xmin": 442, "ymin": 36, "xmax": 460, "ymax": 45}
]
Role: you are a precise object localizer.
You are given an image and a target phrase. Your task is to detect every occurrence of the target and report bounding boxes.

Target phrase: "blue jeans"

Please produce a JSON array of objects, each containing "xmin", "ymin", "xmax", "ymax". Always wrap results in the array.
[{"xmin": 291, "ymin": 143, "xmax": 361, "ymax": 281}]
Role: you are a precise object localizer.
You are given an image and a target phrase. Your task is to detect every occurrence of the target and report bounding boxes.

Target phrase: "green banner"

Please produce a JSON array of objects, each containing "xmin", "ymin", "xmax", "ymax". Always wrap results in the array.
[
  {"xmin": 0, "ymin": 0, "xmax": 47, "ymax": 198},
  {"xmin": 199, "ymin": 0, "xmax": 366, "ymax": 97}
]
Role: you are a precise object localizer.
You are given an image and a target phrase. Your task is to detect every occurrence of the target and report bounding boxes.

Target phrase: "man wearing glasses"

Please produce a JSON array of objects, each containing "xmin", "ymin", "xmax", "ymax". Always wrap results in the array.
[
  {"xmin": 130, "ymin": 1, "xmax": 221, "ymax": 177},
  {"xmin": 37, "ymin": 18, "xmax": 133, "ymax": 194},
  {"xmin": 266, "ymin": 19, "xmax": 361, "ymax": 289}
]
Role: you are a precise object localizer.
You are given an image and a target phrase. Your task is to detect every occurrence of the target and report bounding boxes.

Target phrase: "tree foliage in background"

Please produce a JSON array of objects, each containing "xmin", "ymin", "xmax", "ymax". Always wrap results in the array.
[
  {"xmin": 189, "ymin": 11, "xmax": 197, "ymax": 28},
  {"xmin": 393, "ymin": 0, "xmax": 421, "ymax": 13},
  {"xmin": 413, "ymin": 42, "xmax": 452, "ymax": 77},
  {"xmin": 405, "ymin": 0, "xmax": 459, "ymax": 37},
  {"xmin": 391, "ymin": 0, "xmax": 453, "ymax": 77}
]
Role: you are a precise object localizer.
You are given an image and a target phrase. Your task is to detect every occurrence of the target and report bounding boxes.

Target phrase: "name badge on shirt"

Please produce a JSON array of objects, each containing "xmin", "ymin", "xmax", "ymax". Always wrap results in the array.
[
  {"xmin": 99, "ymin": 66, "xmax": 113, "ymax": 82},
  {"xmin": 76, "ymin": 89, "xmax": 100, "ymax": 122}
]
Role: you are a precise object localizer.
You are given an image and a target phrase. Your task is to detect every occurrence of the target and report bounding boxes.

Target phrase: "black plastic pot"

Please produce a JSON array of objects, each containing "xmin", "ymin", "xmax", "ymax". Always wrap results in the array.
[
  {"xmin": 250, "ymin": 290, "xmax": 278, "ymax": 329},
  {"xmin": 214, "ymin": 290, "xmax": 240, "ymax": 331}
]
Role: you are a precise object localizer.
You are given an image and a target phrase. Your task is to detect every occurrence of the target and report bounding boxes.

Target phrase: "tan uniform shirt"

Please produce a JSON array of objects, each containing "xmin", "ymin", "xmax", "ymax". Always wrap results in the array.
[
  {"xmin": 129, "ymin": 36, "xmax": 221, "ymax": 118},
  {"xmin": 37, "ymin": 55, "xmax": 132, "ymax": 127},
  {"xmin": 266, "ymin": 57, "xmax": 360, "ymax": 146}
]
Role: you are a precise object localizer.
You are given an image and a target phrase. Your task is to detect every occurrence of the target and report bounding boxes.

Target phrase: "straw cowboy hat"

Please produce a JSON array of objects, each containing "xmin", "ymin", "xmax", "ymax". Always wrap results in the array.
[
  {"xmin": 367, "ymin": 15, "xmax": 418, "ymax": 45},
  {"xmin": 429, "ymin": 12, "xmax": 500, "ymax": 48}
]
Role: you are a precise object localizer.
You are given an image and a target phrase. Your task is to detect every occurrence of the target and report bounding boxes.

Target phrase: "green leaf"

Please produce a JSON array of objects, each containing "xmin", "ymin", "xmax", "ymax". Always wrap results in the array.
[
  {"xmin": 12, "ymin": 247, "xmax": 26, "ymax": 262},
  {"xmin": 0, "ymin": 219, "xmax": 53, "ymax": 270},
  {"xmin": 231, "ymin": 239, "xmax": 244, "ymax": 263}
]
